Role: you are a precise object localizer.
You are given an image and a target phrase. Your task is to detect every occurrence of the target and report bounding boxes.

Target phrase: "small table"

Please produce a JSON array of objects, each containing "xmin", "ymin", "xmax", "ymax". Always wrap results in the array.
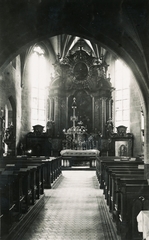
[{"xmin": 137, "ymin": 211, "xmax": 149, "ymax": 240}]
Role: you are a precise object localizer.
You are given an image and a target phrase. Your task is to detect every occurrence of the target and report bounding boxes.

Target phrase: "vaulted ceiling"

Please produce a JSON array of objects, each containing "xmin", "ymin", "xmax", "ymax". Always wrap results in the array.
[
  {"xmin": 47, "ymin": 35, "xmax": 107, "ymax": 60},
  {"xmin": 1, "ymin": 0, "xmax": 149, "ymax": 101},
  {"xmin": 32, "ymin": 34, "xmax": 108, "ymax": 64}
]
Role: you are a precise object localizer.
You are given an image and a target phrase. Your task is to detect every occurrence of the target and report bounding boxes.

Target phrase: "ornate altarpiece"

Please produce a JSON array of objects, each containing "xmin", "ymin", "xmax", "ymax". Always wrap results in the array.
[
  {"xmin": 22, "ymin": 43, "xmax": 133, "ymax": 156},
  {"xmin": 48, "ymin": 45, "xmax": 115, "ymax": 153},
  {"xmin": 24, "ymin": 46, "xmax": 133, "ymax": 156}
]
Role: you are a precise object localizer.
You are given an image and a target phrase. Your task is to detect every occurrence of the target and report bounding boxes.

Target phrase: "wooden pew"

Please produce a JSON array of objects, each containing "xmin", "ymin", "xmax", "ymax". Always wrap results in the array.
[
  {"xmin": 0, "ymin": 162, "xmax": 43, "ymax": 237},
  {"xmin": 105, "ymin": 168, "xmax": 144, "ymax": 202},
  {"xmin": 0, "ymin": 171, "xmax": 18, "ymax": 235},
  {"xmin": 109, "ymin": 174, "xmax": 146, "ymax": 218},
  {"xmin": 101, "ymin": 165, "xmax": 144, "ymax": 198},
  {"xmin": 5, "ymin": 164, "xmax": 37, "ymax": 205},
  {"xmin": 2, "ymin": 155, "xmax": 62, "ymax": 191},
  {"xmin": 1, "ymin": 163, "xmax": 39, "ymax": 207},
  {"xmin": 96, "ymin": 157, "xmax": 148, "ymax": 240},
  {"xmin": 3, "ymin": 157, "xmax": 46, "ymax": 197},
  {"xmin": 115, "ymin": 183, "xmax": 149, "ymax": 240},
  {"xmin": 25, "ymin": 156, "xmax": 62, "ymax": 188},
  {"xmin": 0, "ymin": 155, "xmax": 62, "ymax": 238},
  {"xmin": 97, "ymin": 159, "xmax": 144, "ymax": 189},
  {"xmin": 4, "ymin": 156, "xmax": 46, "ymax": 194},
  {"xmin": 18, "ymin": 167, "xmax": 32, "ymax": 212}
]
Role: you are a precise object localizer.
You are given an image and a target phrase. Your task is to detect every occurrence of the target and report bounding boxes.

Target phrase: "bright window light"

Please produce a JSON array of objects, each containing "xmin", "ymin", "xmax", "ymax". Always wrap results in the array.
[
  {"xmin": 29, "ymin": 46, "xmax": 48, "ymax": 128},
  {"xmin": 114, "ymin": 59, "xmax": 130, "ymax": 131}
]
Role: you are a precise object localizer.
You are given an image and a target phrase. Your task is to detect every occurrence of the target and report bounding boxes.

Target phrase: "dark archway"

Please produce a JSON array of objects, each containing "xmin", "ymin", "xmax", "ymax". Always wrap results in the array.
[
  {"xmin": 0, "ymin": 1, "xmax": 148, "ymax": 103},
  {"xmin": 0, "ymin": 0, "xmax": 149, "ymax": 164}
]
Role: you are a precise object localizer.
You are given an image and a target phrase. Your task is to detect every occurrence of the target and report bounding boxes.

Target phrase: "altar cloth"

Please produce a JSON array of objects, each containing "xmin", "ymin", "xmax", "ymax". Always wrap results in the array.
[{"xmin": 60, "ymin": 149, "xmax": 100, "ymax": 157}]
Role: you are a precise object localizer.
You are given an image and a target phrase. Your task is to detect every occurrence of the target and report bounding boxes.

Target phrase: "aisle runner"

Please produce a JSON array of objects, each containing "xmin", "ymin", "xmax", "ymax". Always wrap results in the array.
[{"xmin": 21, "ymin": 171, "xmax": 120, "ymax": 240}]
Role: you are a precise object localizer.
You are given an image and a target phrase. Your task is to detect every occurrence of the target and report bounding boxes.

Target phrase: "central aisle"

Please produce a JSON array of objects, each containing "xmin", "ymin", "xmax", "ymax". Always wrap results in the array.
[{"xmin": 21, "ymin": 171, "xmax": 120, "ymax": 240}]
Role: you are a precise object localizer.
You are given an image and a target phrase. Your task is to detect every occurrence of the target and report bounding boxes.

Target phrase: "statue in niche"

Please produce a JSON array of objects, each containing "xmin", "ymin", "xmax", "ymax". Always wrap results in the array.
[
  {"xmin": 63, "ymin": 67, "xmax": 73, "ymax": 90},
  {"xmin": 106, "ymin": 118, "xmax": 114, "ymax": 138},
  {"xmin": 88, "ymin": 134, "xmax": 94, "ymax": 149},
  {"xmin": 46, "ymin": 120, "xmax": 55, "ymax": 137},
  {"xmin": 3, "ymin": 123, "xmax": 15, "ymax": 150},
  {"xmin": 53, "ymin": 61, "xmax": 62, "ymax": 78}
]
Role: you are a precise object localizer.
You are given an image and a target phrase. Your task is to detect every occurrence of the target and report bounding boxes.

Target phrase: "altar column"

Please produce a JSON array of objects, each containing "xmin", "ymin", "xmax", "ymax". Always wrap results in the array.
[
  {"xmin": 100, "ymin": 97, "xmax": 107, "ymax": 137},
  {"xmin": 54, "ymin": 96, "xmax": 60, "ymax": 136},
  {"xmin": 92, "ymin": 97, "xmax": 95, "ymax": 131},
  {"xmin": 49, "ymin": 98, "xmax": 52, "ymax": 120},
  {"xmin": 48, "ymin": 97, "xmax": 55, "ymax": 121},
  {"xmin": 107, "ymin": 98, "xmax": 113, "ymax": 120},
  {"xmin": 94, "ymin": 98, "xmax": 100, "ymax": 131}
]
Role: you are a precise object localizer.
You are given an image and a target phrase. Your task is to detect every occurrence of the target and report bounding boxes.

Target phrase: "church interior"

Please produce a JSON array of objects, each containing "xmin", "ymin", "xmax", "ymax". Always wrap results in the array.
[{"xmin": 0, "ymin": 0, "xmax": 149, "ymax": 239}]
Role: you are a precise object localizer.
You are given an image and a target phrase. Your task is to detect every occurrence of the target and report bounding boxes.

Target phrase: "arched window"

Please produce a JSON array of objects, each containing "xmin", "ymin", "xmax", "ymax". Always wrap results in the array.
[
  {"xmin": 29, "ymin": 45, "xmax": 48, "ymax": 128},
  {"xmin": 114, "ymin": 59, "xmax": 130, "ymax": 131}
]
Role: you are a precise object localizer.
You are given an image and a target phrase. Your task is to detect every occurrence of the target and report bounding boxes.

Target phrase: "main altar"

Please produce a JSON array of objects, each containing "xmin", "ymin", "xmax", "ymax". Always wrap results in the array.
[
  {"xmin": 23, "ymin": 40, "xmax": 133, "ymax": 158},
  {"xmin": 60, "ymin": 97, "xmax": 100, "ymax": 168},
  {"xmin": 60, "ymin": 149, "xmax": 100, "ymax": 168},
  {"xmin": 48, "ymin": 40, "xmax": 114, "ymax": 157}
]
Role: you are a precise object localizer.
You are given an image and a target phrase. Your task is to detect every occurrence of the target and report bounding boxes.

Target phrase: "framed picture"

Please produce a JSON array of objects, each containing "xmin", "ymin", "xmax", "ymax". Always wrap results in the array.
[{"xmin": 115, "ymin": 139, "xmax": 132, "ymax": 157}]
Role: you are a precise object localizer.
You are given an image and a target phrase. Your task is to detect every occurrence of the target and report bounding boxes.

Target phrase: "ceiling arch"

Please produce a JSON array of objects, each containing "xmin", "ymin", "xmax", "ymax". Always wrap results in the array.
[{"xmin": 0, "ymin": 0, "xmax": 148, "ymax": 106}]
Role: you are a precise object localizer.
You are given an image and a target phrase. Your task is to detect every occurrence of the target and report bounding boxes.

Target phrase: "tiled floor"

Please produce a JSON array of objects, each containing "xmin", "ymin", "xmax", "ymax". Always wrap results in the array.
[{"xmin": 20, "ymin": 171, "xmax": 120, "ymax": 240}]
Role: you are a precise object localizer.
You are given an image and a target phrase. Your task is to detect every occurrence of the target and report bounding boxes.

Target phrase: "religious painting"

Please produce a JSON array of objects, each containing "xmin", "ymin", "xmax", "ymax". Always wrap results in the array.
[{"xmin": 115, "ymin": 140, "xmax": 129, "ymax": 156}]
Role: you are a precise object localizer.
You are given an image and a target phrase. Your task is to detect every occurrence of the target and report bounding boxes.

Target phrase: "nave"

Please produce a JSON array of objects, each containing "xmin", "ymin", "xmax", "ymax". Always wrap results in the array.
[{"xmin": 18, "ymin": 171, "xmax": 120, "ymax": 240}]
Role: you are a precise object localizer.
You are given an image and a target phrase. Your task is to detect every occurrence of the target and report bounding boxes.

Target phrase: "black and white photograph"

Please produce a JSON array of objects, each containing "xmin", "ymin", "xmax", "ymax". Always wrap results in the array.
[{"xmin": 0, "ymin": 1, "xmax": 148, "ymax": 239}]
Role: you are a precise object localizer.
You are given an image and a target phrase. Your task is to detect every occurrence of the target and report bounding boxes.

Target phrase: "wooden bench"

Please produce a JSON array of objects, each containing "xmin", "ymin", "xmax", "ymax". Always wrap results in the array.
[
  {"xmin": 115, "ymin": 183, "xmax": 149, "ymax": 240},
  {"xmin": 3, "ymin": 155, "xmax": 62, "ymax": 189},
  {"xmin": 104, "ymin": 168, "xmax": 144, "ymax": 202},
  {"xmin": 0, "ymin": 171, "xmax": 21, "ymax": 235},
  {"xmin": 5, "ymin": 164, "xmax": 37, "ymax": 205},
  {"xmin": 26, "ymin": 156, "xmax": 62, "ymax": 188},
  {"xmin": 109, "ymin": 173, "xmax": 146, "ymax": 218},
  {"xmin": 101, "ymin": 165, "xmax": 144, "ymax": 197},
  {"xmin": 0, "ymin": 155, "xmax": 62, "ymax": 238},
  {"xmin": 0, "ymin": 162, "xmax": 42, "ymax": 237},
  {"xmin": 96, "ymin": 157, "xmax": 148, "ymax": 240},
  {"xmin": 96, "ymin": 159, "xmax": 144, "ymax": 189}
]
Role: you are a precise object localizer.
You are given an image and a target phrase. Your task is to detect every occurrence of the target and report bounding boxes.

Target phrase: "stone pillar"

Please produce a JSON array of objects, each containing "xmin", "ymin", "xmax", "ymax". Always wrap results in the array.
[
  {"xmin": 49, "ymin": 97, "xmax": 54, "ymax": 121},
  {"xmin": 0, "ymin": 116, "xmax": 3, "ymax": 157},
  {"xmin": 144, "ymin": 102, "xmax": 149, "ymax": 179},
  {"xmin": 66, "ymin": 97, "xmax": 69, "ymax": 129},
  {"xmin": 54, "ymin": 96, "xmax": 60, "ymax": 136},
  {"xmin": 49, "ymin": 98, "xmax": 52, "ymax": 120},
  {"xmin": 99, "ymin": 98, "xmax": 103, "ymax": 134},
  {"xmin": 92, "ymin": 97, "xmax": 95, "ymax": 131},
  {"xmin": 60, "ymin": 97, "xmax": 67, "ymax": 132}
]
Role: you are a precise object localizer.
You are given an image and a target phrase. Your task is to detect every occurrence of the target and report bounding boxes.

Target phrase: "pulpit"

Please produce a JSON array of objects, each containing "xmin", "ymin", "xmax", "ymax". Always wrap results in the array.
[
  {"xmin": 25, "ymin": 125, "xmax": 52, "ymax": 156},
  {"xmin": 109, "ymin": 125, "xmax": 133, "ymax": 156}
]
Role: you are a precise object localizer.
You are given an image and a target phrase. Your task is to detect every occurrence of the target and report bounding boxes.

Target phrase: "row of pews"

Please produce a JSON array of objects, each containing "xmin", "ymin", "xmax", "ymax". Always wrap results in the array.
[
  {"xmin": 96, "ymin": 156, "xmax": 149, "ymax": 240},
  {"xmin": 0, "ymin": 155, "xmax": 62, "ymax": 238}
]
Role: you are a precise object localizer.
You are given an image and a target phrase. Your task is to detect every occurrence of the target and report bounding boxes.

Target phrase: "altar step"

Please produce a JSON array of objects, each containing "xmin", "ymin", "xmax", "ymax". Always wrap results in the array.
[{"xmin": 61, "ymin": 166, "xmax": 95, "ymax": 170}]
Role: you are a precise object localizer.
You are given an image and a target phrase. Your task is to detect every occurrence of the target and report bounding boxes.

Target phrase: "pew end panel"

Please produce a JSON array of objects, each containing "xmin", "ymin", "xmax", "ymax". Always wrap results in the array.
[{"xmin": 117, "ymin": 184, "xmax": 149, "ymax": 240}]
